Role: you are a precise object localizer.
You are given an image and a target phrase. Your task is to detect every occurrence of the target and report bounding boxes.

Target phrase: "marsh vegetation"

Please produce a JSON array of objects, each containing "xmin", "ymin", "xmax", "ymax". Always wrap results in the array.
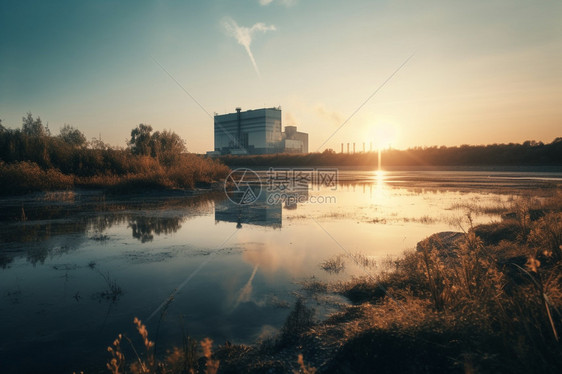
[{"xmin": 0, "ymin": 113, "xmax": 230, "ymax": 195}]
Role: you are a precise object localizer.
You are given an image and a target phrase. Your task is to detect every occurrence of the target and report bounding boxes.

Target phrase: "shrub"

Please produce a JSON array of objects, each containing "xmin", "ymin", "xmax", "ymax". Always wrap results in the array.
[{"xmin": 0, "ymin": 161, "xmax": 74, "ymax": 194}]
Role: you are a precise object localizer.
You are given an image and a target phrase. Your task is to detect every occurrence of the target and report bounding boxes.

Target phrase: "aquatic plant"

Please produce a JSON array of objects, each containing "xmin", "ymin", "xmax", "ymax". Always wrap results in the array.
[
  {"xmin": 321, "ymin": 255, "xmax": 345, "ymax": 274},
  {"xmin": 96, "ymin": 270, "xmax": 123, "ymax": 302}
]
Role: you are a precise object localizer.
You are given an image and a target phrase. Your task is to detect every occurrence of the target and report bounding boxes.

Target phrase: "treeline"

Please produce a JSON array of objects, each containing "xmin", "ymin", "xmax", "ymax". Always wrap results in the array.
[
  {"xmin": 383, "ymin": 140, "xmax": 562, "ymax": 166},
  {"xmin": 0, "ymin": 113, "xmax": 229, "ymax": 195},
  {"xmin": 219, "ymin": 138, "xmax": 562, "ymax": 167}
]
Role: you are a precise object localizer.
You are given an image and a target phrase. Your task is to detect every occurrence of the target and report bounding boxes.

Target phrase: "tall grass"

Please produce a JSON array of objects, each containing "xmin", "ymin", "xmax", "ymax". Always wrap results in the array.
[
  {"xmin": 0, "ymin": 154, "xmax": 230, "ymax": 195},
  {"xmin": 334, "ymin": 195, "xmax": 562, "ymax": 372},
  {"xmin": 104, "ymin": 317, "xmax": 219, "ymax": 374}
]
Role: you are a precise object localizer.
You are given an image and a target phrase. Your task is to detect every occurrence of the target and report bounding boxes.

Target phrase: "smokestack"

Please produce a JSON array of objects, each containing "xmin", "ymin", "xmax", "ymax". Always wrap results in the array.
[
  {"xmin": 341, "ymin": 143, "xmax": 343, "ymax": 153},
  {"xmin": 363, "ymin": 142, "xmax": 365, "ymax": 153},
  {"xmin": 347, "ymin": 143, "xmax": 349, "ymax": 153},
  {"xmin": 236, "ymin": 107, "xmax": 242, "ymax": 148},
  {"xmin": 353, "ymin": 143, "xmax": 356, "ymax": 154}
]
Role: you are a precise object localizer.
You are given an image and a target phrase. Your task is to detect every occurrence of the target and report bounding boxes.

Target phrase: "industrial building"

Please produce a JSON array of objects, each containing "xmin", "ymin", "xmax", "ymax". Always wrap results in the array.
[
  {"xmin": 212, "ymin": 107, "xmax": 308, "ymax": 155},
  {"xmin": 282, "ymin": 125, "xmax": 308, "ymax": 153}
]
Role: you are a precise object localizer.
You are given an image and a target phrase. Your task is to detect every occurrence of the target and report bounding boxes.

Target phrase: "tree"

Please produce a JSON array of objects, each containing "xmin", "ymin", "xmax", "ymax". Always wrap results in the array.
[
  {"xmin": 128, "ymin": 124, "xmax": 153, "ymax": 155},
  {"xmin": 0, "ymin": 118, "xmax": 5, "ymax": 133},
  {"xmin": 89, "ymin": 136, "xmax": 109, "ymax": 150},
  {"xmin": 58, "ymin": 124, "xmax": 86, "ymax": 147},
  {"xmin": 128, "ymin": 124, "xmax": 187, "ymax": 161},
  {"xmin": 22, "ymin": 112, "xmax": 50, "ymax": 137},
  {"xmin": 151, "ymin": 130, "xmax": 187, "ymax": 158}
]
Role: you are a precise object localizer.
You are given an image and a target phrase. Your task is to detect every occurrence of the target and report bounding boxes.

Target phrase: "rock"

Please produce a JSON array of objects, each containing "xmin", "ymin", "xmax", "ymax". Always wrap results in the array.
[{"xmin": 416, "ymin": 231, "xmax": 464, "ymax": 253}]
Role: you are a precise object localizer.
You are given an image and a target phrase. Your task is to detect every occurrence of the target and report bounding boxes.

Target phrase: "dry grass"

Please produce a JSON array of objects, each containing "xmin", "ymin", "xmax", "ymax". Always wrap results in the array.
[
  {"xmin": 331, "ymin": 195, "xmax": 562, "ymax": 373},
  {"xmin": 0, "ymin": 154, "xmax": 230, "ymax": 195},
  {"xmin": 0, "ymin": 161, "xmax": 74, "ymax": 194},
  {"xmin": 103, "ymin": 317, "xmax": 220, "ymax": 374}
]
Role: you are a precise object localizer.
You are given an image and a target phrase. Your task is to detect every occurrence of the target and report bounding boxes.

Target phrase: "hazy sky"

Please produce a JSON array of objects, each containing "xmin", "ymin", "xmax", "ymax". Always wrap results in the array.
[{"xmin": 1, "ymin": 0, "xmax": 561, "ymax": 153}]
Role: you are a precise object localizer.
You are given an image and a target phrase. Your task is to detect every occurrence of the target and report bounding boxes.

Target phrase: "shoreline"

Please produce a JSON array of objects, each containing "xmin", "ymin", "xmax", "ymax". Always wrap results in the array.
[{"xmin": 206, "ymin": 194, "xmax": 562, "ymax": 372}]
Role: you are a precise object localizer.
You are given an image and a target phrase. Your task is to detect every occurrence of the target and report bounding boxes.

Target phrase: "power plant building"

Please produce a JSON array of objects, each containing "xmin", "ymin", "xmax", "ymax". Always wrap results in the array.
[
  {"xmin": 213, "ymin": 107, "xmax": 308, "ymax": 155},
  {"xmin": 283, "ymin": 125, "xmax": 308, "ymax": 153}
]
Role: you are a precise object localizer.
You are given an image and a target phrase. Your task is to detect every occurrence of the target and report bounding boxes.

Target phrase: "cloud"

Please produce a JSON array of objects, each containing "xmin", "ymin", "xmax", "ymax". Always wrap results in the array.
[{"xmin": 222, "ymin": 17, "xmax": 276, "ymax": 78}]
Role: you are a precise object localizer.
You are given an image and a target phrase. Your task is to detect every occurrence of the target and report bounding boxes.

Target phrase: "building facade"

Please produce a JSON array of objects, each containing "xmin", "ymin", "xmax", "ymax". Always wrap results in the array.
[
  {"xmin": 214, "ymin": 107, "xmax": 282, "ymax": 155},
  {"xmin": 213, "ymin": 107, "xmax": 308, "ymax": 155}
]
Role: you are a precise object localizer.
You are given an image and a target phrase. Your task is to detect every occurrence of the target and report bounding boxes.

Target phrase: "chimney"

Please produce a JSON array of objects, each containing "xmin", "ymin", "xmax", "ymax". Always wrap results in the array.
[{"xmin": 236, "ymin": 107, "xmax": 242, "ymax": 148}]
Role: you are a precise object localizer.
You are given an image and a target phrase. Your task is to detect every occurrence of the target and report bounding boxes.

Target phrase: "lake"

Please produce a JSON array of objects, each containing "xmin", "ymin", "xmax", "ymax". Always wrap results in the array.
[{"xmin": 1, "ymin": 168, "xmax": 560, "ymax": 373}]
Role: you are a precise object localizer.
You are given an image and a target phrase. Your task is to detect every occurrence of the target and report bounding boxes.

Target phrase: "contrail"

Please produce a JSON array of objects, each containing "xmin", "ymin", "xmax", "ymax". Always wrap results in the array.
[
  {"xmin": 233, "ymin": 265, "xmax": 259, "ymax": 309},
  {"xmin": 222, "ymin": 17, "xmax": 276, "ymax": 79}
]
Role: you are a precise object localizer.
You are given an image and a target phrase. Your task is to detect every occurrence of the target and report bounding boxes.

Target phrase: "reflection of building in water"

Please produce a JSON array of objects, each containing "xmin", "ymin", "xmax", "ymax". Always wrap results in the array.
[
  {"xmin": 215, "ymin": 191, "xmax": 282, "ymax": 228},
  {"xmin": 215, "ymin": 189, "xmax": 312, "ymax": 227}
]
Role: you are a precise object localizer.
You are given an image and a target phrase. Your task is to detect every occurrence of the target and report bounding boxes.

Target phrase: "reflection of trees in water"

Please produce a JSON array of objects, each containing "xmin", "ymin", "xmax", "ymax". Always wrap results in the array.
[
  {"xmin": 88, "ymin": 214, "xmax": 129, "ymax": 233},
  {"xmin": 128, "ymin": 216, "xmax": 182, "ymax": 243},
  {"xmin": 0, "ymin": 192, "xmax": 224, "ymax": 266},
  {"xmin": 25, "ymin": 236, "xmax": 85, "ymax": 265},
  {"xmin": 0, "ymin": 220, "xmax": 89, "ymax": 266},
  {"xmin": 0, "ymin": 253, "xmax": 11, "ymax": 269}
]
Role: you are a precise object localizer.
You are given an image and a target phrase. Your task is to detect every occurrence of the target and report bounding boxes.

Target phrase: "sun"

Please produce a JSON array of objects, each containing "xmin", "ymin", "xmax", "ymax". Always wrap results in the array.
[{"xmin": 367, "ymin": 119, "xmax": 399, "ymax": 150}]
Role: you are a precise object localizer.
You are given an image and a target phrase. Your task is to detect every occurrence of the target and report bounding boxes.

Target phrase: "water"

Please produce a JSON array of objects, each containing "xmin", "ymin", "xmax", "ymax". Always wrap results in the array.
[{"xmin": 0, "ymin": 169, "xmax": 560, "ymax": 373}]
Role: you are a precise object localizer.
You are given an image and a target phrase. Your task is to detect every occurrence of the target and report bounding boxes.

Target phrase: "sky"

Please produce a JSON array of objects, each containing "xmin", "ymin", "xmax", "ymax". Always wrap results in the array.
[{"xmin": 1, "ymin": 0, "xmax": 561, "ymax": 153}]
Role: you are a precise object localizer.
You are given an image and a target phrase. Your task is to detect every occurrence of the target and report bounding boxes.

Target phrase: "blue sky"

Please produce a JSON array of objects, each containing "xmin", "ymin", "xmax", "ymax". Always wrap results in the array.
[{"xmin": 1, "ymin": 0, "xmax": 561, "ymax": 153}]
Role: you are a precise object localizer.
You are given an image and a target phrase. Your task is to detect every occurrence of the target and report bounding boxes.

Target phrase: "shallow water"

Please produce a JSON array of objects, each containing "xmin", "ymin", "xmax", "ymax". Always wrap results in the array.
[{"xmin": 0, "ymin": 169, "xmax": 560, "ymax": 373}]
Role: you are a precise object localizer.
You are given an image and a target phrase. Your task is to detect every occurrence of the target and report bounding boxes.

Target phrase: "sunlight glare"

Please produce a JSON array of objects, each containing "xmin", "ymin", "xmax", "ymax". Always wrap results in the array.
[{"xmin": 368, "ymin": 119, "xmax": 399, "ymax": 150}]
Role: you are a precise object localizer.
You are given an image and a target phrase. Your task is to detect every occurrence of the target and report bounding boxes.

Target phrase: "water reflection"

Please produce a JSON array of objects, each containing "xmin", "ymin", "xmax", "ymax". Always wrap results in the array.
[
  {"xmin": 215, "ymin": 192, "xmax": 282, "ymax": 229},
  {"xmin": 283, "ymin": 189, "xmax": 309, "ymax": 210},
  {"xmin": 0, "ymin": 193, "xmax": 221, "ymax": 266},
  {"xmin": 1, "ymin": 170, "xmax": 560, "ymax": 373},
  {"xmin": 214, "ymin": 189, "xmax": 312, "ymax": 228},
  {"xmin": 128, "ymin": 216, "xmax": 183, "ymax": 242}
]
